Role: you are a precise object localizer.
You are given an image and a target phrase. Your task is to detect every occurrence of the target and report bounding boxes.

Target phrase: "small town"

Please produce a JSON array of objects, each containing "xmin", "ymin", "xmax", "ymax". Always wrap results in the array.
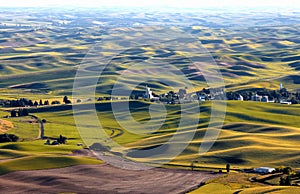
[
  {"xmin": 126, "ymin": 83, "xmax": 300, "ymax": 105},
  {"xmin": 1, "ymin": 83, "xmax": 299, "ymax": 110}
]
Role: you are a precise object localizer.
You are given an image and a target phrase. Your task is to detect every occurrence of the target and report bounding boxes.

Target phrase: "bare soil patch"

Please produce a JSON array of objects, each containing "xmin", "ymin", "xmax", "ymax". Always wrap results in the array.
[
  {"xmin": 0, "ymin": 164, "xmax": 220, "ymax": 194},
  {"xmin": 0, "ymin": 119, "xmax": 14, "ymax": 133}
]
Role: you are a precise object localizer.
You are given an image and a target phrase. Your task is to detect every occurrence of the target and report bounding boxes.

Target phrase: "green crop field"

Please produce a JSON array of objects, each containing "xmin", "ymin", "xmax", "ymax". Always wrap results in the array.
[
  {"xmin": 0, "ymin": 104, "xmax": 103, "ymax": 174},
  {"xmin": 87, "ymin": 101, "xmax": 300, "ymax": 168},
  {"xmin": 2, "ymin": 101, "xmax": 298, "ymax": 171},
  {"xmin": 1, "ymin": 100, "xmax": 299, "ymax": 192},
  {"xmin": 0, "ymin": 23, "xmax": 299, "ymax": 96}
]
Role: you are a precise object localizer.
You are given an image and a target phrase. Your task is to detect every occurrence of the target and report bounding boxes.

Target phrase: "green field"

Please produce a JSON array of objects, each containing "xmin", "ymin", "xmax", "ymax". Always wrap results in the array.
[
  {"xmin": 0, "ymin": 24, "xmax": 299, "ymax": 96},
  {"xmin": 0, "ymin": 104, "xmax": 103, "ymax": 174},
  {"xmin": 101, "ymin": 101, "xmax": 300, "ymax": 168},
  {"xmin": 1, "ymin": 101, "xmax": 299, "ymax": 173}
]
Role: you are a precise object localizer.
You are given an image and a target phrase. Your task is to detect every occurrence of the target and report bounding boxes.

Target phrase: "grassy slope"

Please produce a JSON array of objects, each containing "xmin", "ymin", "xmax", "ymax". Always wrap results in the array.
[
  {"xmin": 190, "ymin": 184, "xmax": 300, "ymax": 194},
  {"xmin": 1, "ymin": 101, "xmax": 299, "ymax": 173},
  {"xmin": 119, "ymin": 101, "xmax": 300, "ymax": 168},
  {"xmin": 189, "ymin": 172, "xmax": 300, "ymax": 194},
  {"xmin": 0, "ymin": 26, "xmax": 299, "ymax": 96},
  {"xmin": 0, "ymin": 155, "xmax": 102, "ymax": 175},
  {"xmin": 0, "ymin": 104, "xmax": 103, "ymax": 175}
]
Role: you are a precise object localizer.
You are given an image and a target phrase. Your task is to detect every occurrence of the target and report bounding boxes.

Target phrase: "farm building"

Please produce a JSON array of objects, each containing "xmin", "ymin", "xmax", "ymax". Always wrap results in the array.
[
  {"xmin": 254, "ymin": 167, "xmax": 275, "ymax": 173},
  {"xmin": 251, "ymin": 94, "xmax": 262, "ymax": 102},
  {"xmin": 237, "ymin": 95, "xmax": 244, "ymax": 101}
]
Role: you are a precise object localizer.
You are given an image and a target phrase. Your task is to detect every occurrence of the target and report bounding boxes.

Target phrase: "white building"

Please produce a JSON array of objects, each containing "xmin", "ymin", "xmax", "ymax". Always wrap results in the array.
[
  {"xmin": 145, "ymin": 85, "xmax": 154, "ymax": 99},
  {"xmin": 238, "ymin": 95, "xmax": 244, "ymax": 101},
  {"xmin": 144, "ymin": 85, "xmax": 159, "ymax": 100},
  {"xmin": 251, "ymin": 94, "xmax": 262, "ymax": 102},
  {"xmin": 198, "ymin": 94, "xmax": 206, "ymax": 102},
  {"xmin": 280, "ymin": 100, "xmax": 292, "ymax": 105},
  {"xmin": 254, "ymin": 167, "xmax": 275, "ymax": 174}
]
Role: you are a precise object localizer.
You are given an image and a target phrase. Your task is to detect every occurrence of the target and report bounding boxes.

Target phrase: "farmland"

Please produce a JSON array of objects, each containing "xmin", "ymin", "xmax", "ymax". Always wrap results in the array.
[
  {"xmin": 1, "ymin": 101, "xmax": 299, "ymax": 170},
  {"xmin": 0, "ymin": 6, "xmax": 299, "ymax": 194}
]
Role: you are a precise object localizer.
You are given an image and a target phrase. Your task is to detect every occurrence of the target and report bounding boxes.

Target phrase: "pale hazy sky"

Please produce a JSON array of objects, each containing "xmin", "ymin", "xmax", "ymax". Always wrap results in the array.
[{"xmin": 0, "ymin": 0, "xmax": 299, "ymax": 8}]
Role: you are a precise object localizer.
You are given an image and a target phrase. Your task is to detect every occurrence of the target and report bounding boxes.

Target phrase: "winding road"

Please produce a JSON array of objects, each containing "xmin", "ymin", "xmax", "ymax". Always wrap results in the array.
[{"xmin": 30, "ymin": 114, "xmax": 44, "ymax": 139}]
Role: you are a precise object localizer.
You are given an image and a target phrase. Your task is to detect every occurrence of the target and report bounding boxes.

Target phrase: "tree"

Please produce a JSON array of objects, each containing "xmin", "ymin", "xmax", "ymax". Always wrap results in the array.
[
  {"xmin": 285, "ymin": 176, "xmax": 291, "ymax": 186},
  {"xmin": 39, "ymin": 99, "xmax": 43, "ymax": 106},
  {"xmin": 226, "ymin": 163, "xmax": 230, "ymax": 173},
  {"xmin": 191, "ymin": 161, "xmax": 198, "ymax": 171},
  {"xmin": 34, "ymin": 101, "xmax": 39, "ymax": 106},
  {"xmin": 44, "ymin": 139, "xmax": 50, "ymax": 145},
  {"xmin": 0, "ymin": 134, "xmax": 19, "ymax": 143},
  {"xmin": 28, "ymin": 100, "xmax": 34, "ymax": 106},
  {"xmin": 202, "ymin": 88, "xmax": 210, "ymax": 94},
  {"xmin": 283, "ymin": 167, "xmax": 293, "ymax": 175},
  {"xmin": 21, "ymin": 109, "xmax": 29, "ymax": 116},
  {"xmin": 10, "ymin": 110, "xmax": 17, "ymax": 117},
  {"xmin": 280, "ymin": 177, "xmax": 285, "ymax": 185},
  {"xmin": 280, "ymin": 176, "xmax": 292, "ymax": 186},
  {"xmin": 291, "ymin": 97, "xmax": 298, "ymax": 104},
  {"xmin": 44, "ymin": 100, "xmax": 49, "ymax": 105},
  {"xmin": 169, "ymin": 91, "xmax": 175, "ymax": 96},
  {"xmin": 51, "ymin": 100, "xmax": 60, "ymax": 105},
  {"xmin": 63, "ymin": 96, "xmax": 68, "ymax": 103},
  {"xmin": 130, "ymin": 94, "xmax": 135, "ymax": 100},
  {"xmin": 57, "ymin": 134, "xmax": 67, "ymax": 144},
  {"xmin": 17, "ymin": 108, "xmax": 22, "ymax": 117},
  {"xmin": 63, "ymin": 96, "xmax": 71, "ymax": 104}
]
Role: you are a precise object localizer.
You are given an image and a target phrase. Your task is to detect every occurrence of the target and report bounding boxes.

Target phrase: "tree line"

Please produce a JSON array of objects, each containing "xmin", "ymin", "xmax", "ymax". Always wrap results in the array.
[{"xmin": 1, "ymin": 96, "xmax": 72, "ymax": 108}]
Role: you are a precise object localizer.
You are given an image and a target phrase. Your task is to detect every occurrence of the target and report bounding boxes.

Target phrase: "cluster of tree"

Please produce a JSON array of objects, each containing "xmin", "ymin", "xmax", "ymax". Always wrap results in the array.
[
  {"xmin": 5, "ymin": 98, "xmax": 52, "ymax": 107},
  {"xmin": 0, "ymin": 134, "xmax": 19, "ymax": 143},
  {"xmin": 275, "ymin": 166, "xmax": 294, "ymax": 175},
  {"xmin": 216, "ymin": 163, "xmax": 230, "ymax": 173},
  {"xmin": 57, "ymin": 135, "xmax": 67, "ymax": 144},
  {"xmin": 9, "ymin": 98, "xmax": 34, "ymax": 107},
  {"xmin": 11, "ymin": 108, "xmax": 29, "ymax": 117},
  {"xmin": 44, "ymin": 135, "xmax": 67, "ymax": 145},
  {"xmin": 280, "ymin": 176, "xmax": 292, "ymax": 186},
  {"xmin": 2, "ymin": 96, "xmax": 73, "ymax": 108},
  {"xmin": 276, "ymin": 166, "xmax": 300, "ymax": 186}
]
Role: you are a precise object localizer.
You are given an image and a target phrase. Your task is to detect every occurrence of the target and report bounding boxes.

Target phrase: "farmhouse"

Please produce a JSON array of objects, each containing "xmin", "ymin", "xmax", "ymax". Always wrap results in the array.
[
  {"xmin": 237, "ymin": 94, "xmax": 244, "ymax": 101},
  {"xmin": 280, "ymin": 99, "xmax": 292, "ymax": 105},
  {"xmin": 251, "ymin": 94, "xmax": 262, "ymax": 102},
  {"xmin": 144, "ymin": 86, "xmax": 159, "ymax": 101},
  {"xmin": 198, "ymin": 94, "xmax": 206, "ymax": 101},
  {"xmin": 144, "ymin": 85, "xmax": 154, "ymax": 99},
  {"xmin": 254, "ymin": 167, "xmax": 275, "ymax": 174}
]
